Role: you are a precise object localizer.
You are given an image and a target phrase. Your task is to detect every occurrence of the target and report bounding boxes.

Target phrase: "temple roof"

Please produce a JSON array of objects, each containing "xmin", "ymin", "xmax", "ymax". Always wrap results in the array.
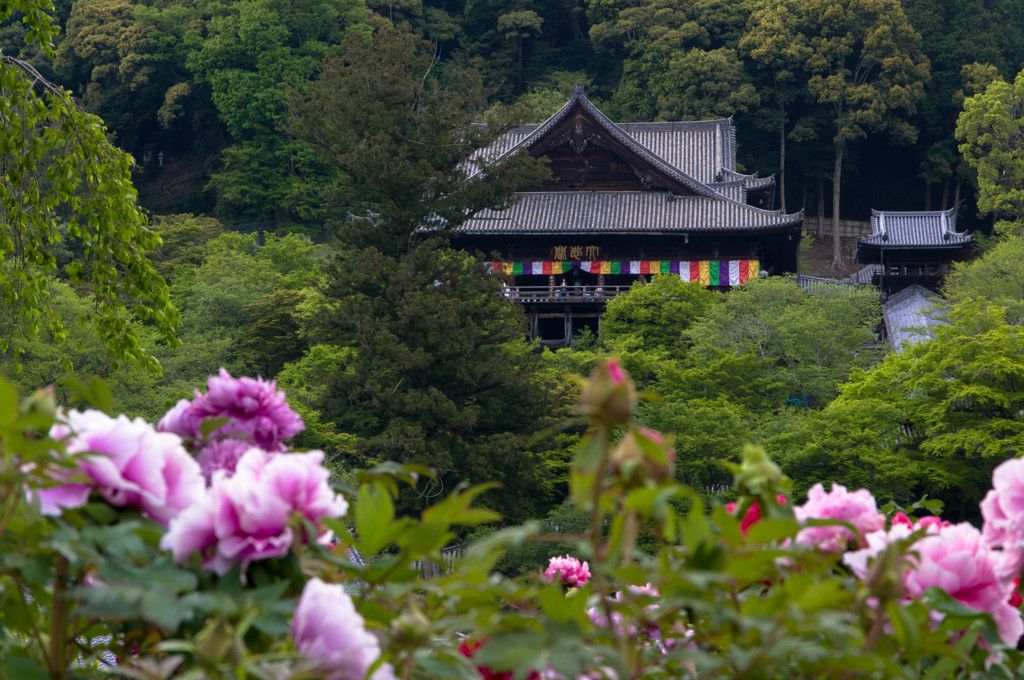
[
  {"xmin": 456, "ymin": 191, "xmax": 802, "ymax": 234},
  {"xmin": 883, "ymin": 284, "xmax": 944, "ymax": 349},
  {"xmin": 474, "ymin": 85, "xmax": 720, "ymax": 198},
  {"xmin": 860, "ymin": 209, "xmax": 973, "ymax": 249},
  {"xmin": 460, "ymin": 86, "xmax": 801, "ymax": 235},
  {"xmin": 476, "ymin": 114, "xmax": 740, "ymax": 187}
]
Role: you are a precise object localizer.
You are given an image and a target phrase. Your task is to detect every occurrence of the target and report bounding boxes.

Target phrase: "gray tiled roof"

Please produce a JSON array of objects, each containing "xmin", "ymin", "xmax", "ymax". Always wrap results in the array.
[
  {"xmin": 457, "ymin": 191, "xmax": 802, "ymax": 234},
  {"xmin": 476, "ymin": 120, "xmax": 738, "ymax": 187},
  {"xmin": 861, "ymin": 209, "xmax": 973, "ymax": 248},
  {"xmin": 707, "ymin": 181, "xmax": 747, "ymax": 203},
  {"xmin": 481, "ymin": 86, "xmax": 719, "ymax": 198},
  {"xmin": 883, "ymin": 284, "xmax": 944, "ymax": 349},
  {"xmin": 849, "ymin": 265, "xmax": 881, "ymax": 284},
  {"xmin": 717, "ymin": 167, "xmax": 775, "ymax": 189}
]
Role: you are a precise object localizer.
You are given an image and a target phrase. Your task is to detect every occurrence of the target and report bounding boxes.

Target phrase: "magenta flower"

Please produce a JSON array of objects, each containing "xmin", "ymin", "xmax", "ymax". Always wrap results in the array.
[
  {"xmin": 192, "ymin": 368, "xmax": 304, "ymax": 451},
  {"xmin": 158, "ymin": 398, "xmax": 203, "ymax": 441},
  {"xmin": 544, "ymin": 555, "xmax": 591, "ymax": 587},
  {"xmin": 905, "ymin": 523, "xmax": 1024, "ymax": 647},
  {"xmin": 292, "ymin": 578, "xmax": 396, "ymax": 680},
  {"xmin": 34, "ymin": 410, "xmax": 205, "ymax": 525},
  {"xmin": 195, "ymin": 439, "xmax": 254, "ymax": 480},
  {"xmin": 161, "ymin": 449, "xmax": 347, "ymax": 574},
  {"xmin": 982, "ymin": 457, "xmax": 1024, "ymax": 551},
  {"xmin": 794, "ymin": 483, "xmax": 886, "ymax": 553}
]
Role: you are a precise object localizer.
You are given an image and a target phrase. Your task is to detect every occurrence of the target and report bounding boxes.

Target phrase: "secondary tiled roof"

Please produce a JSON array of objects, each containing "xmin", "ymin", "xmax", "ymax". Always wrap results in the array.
[
  {"xmin": 457, "ymin": 191, "xmax": 802, "ymax": 234},
  {"xmin": 883, "ymin": 284, "xmax": 944, "ymax": 349},
  {"xmin": 861, "ymin": 209, "xmax": 973, "ymax": 248},
  {"xmin": 849, "ymin": 265, "xmax": 881, "ymax": 285},
  {"xmin": 717, "ymin": 167, "xmax": 775, "ymax": 189}
]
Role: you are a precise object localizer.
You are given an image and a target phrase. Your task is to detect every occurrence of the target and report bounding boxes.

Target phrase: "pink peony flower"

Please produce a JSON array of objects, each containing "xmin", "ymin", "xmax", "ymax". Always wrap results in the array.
[
  {"xmin": 982, "ymin": 458, "xmax": 1024, "ymax": 551},
  {"xmin": 191, "ymin": 368, "xmax": 304, "ymax": 452},
  {"xmin": 904, "ymin": 523, "xmax": 1024, "ymax": 647},
  {"xmin": 34, "ymin": 410, "xmax": 205, "ymax": 525},
  {"xmin": 544, "ymin": 555, "xmax": 591, "ymax": 587},
  {"xmin": 794, "ymin": 483, "xmax": 886, "ymax": 552},
  {"xmin": 842, "ymin": 523, "xmax": 914, "ymax": 579},
  {"xmin": 158, "ymin": 398, "xmax": 203, "ymax": 440},
  {"xmin": 161, "ymin": 449, "xmax": 347, "ymax": 574},
  {"xmin": 195, "ymin": 439, "xmax": 255, "ymax": 480},
  {"xmin": 292, "ymin": 578, "xmax": 395, "ymax": 680}
]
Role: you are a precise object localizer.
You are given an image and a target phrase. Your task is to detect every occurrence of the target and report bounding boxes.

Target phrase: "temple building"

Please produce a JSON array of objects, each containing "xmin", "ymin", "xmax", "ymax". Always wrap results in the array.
[
  {"xmin": 451, "ymin": 86, "xmax": 804, "ymax": 346},
  {"xmin": 855, "ymin": 209, "xmax": 974, "ymax": 295}
]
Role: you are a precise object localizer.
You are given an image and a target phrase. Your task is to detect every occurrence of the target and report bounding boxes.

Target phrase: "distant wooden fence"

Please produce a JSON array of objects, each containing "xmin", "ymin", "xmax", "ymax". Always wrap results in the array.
[
  {"xmin": 414, "ymin": 544, "xmax": 465, "ymax": 578},
  {"xmin": 804, "ymin": 218, "xmax": 872, "ymax": 239}
]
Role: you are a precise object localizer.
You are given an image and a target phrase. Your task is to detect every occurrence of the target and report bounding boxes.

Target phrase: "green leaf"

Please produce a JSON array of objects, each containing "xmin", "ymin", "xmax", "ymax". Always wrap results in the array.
[
  {"xmin": 356, "ymin": 481, "xmax": 396, "ymax": 555},
  {"xmin": 745, "ymin": 518, "xmax": 799, "ymax": 544},
  {"xmin": 0, "ymin": 378, "xmax": 17, "ymax": 427}
]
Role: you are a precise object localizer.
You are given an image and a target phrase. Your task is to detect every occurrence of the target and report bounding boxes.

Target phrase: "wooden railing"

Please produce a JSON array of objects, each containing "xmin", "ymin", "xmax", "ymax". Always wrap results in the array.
[{"xmin": 504, "ymin": 285, "xmax": 632, "ymax": 303}]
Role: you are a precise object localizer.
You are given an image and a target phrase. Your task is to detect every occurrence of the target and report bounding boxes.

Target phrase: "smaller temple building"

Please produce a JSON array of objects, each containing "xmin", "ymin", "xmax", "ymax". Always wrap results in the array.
[{"xmin": 855, "ymin": 209, "xmax": 974, "ymax": 295}]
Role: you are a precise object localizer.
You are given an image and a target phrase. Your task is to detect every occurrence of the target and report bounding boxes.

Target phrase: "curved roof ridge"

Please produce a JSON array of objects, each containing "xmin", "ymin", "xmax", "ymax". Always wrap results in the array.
[
  {"xmin": 871, "ymin": 207, "xmax": 956, "ymax": 217},
  {"xmin": 478, "ymin": 86, "xmax": 722, "ymax": 199}
]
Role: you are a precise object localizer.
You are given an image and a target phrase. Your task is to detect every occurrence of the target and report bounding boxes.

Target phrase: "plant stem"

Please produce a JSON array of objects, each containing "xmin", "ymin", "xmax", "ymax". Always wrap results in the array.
[{"xmin": 49, "ymin": 555, "xmax": 70, "ymax": 679}]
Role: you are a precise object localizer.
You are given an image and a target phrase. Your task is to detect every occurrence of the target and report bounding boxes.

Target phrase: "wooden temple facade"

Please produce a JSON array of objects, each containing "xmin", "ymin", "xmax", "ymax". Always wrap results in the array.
[
  {"xmin": 452, "ymin": 86, "xmax": 804, "ymax": 346},
  {"xmin": 855, "ymin": 209, "xmax": 974, "ymax": 296}
]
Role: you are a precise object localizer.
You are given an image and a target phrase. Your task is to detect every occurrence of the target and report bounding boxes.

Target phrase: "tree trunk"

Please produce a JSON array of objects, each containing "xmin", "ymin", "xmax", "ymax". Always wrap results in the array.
[
  {"xmin": 778, "ymin": 113, "xmax": 786, "ymax": 212},
  {"xmin": 816, "ymin": 179, "xmax": 825, "ymax": 239},
  {"xmin": 941, "ymin": 177, "xmax": 951, "ymax": 210},
  {"xmin": 924, "ymin": 182, "xmax": 932, "ymax": 211},
  {"xmin": 953, "ymin": 180, "xmax": 961, "ymax": 218},
  {"xmin": 832, "ymin": 146, "xmax": 843, "ymax": 269}
]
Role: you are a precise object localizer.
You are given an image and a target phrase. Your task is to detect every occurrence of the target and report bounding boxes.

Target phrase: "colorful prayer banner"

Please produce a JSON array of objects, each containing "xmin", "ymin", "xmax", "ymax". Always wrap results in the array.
[{"xmin": 489, "ymin": 260, "xmax": 760, "ymax": 287}]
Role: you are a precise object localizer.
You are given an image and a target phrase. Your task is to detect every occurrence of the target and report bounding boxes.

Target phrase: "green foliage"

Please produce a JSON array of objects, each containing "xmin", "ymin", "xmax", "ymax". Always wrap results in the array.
[
  {"xmin": 600, "ymin": 0, "xmax": 756, "ymax": 121},
  {"xmin": 778, "ymin": 300, "xmax": 1024, "ymax": 522},
  {"xmin": 686, "ymin": 277, "xmax": 881, "ymax": 407},
  {"xmin": 0, "ymin": 0, "xmax": 179, "ymax": 374},
  {"xmin": 4, "ymin": 356, "xmax": 1024, "ymax": 680},
  {"xmin": 600, "ymin": 274, "xmax": 719, "ymax": 357},
  {"xmin": 183, "ymin": 0, "xmax": 368, "ymax": 219},
  {"xmin": 288, "ymin": 24, "xmax": 567, "ymax": 520},
  {"xmin": 956, "ymin": 68, "xmax": 1024, "ymax": 234},
  {"xmin": 742, "ymin": 0, "xmax": 929, "ymax": 264},
  {"xmin": 944, "ymin": 236, "xmax": 1024, "ymax": 324}
]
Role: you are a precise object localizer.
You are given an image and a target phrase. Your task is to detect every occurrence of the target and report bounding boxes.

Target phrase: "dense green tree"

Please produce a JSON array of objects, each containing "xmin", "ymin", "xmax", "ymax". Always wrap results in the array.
[
  {"xmin": 601, "ymin": 275, "xmax": 718, "ymax": 357},
  {"xmin": 594, "ymin": 0, "xmax": 756, "ymax": 121},
  {"xmin": 1, "ymin": 0, "xmax": 179, "ymax": 373},
  {"xmin": 183, "ymin": 0, "xmax": 368, "ymax": 220},
  {"xmin": 290, "ymin": 25, "xmax": 567, "ymax": 519},
  {"xmin": 775, "ymin": 300, "xmax": 1024, "ymax": 523},
  {"xmin": 903, "ymin": 0, "xmax": 1024, "ymax": 212},
  {"xmin": 944, "ymin": 236, "xmax": 1024, "ymax": 325},
  {"xmin": 685, "ymin": 277, "xmax": 881, "ymax": 407},
  {"xmin": 956, "ymin": 67, "xmax": 1024, "ymax": 235},
  {"xmin": 743, "ymin": 0, "xmax": 929, "ymax": 267},
  {"xmin": 741, "ymin": 0, "xmax": 815, "ymax": 212},
  {"xmin": 0, "ymin": 278, "xmax": 161, "ymax": 406}
]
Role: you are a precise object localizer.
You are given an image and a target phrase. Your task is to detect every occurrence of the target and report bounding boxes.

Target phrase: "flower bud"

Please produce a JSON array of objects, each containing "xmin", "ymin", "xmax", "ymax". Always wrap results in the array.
[
  {"xmin": 391, "ymin": 603, "xmax": 432, "ymax": 648},
  {"xmin": 579, "ymin": 358, "xmax": 637, "ymax": 425},
  {"xmin": 733, "ymin": 444, "xmax": 785, "ymax": 498},
  {"xmin": 25, "ymin": 385, "xmax": 57, "ymax": 422},
  {"xmin": 610, "ymin": 428, "xmax": 675, "ymax": 488}
]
